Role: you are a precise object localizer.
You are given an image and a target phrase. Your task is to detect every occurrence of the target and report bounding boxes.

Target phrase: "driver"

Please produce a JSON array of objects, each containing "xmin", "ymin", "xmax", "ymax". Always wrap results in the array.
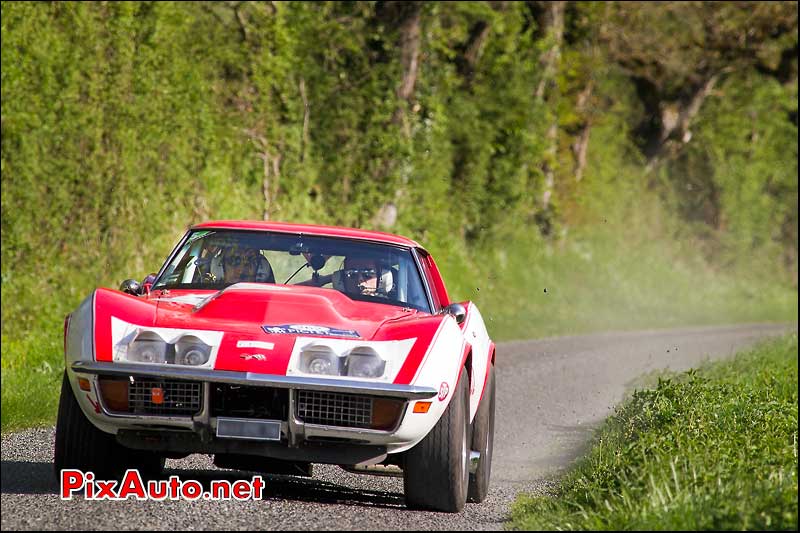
[
  {"xmin": 296, "ymin": 254, "xmax": 393, "ymax": 298},
  {"xmin": 336, "ymin": 256, "xmax": 393, "ymax": 298}
]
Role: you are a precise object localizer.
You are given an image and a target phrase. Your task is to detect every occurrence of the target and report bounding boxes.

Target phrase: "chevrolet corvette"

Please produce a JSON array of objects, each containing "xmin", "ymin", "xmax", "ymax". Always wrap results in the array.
[{"xmin": 55, "ymin": 220, "xmax": 495, "ymax": 512}]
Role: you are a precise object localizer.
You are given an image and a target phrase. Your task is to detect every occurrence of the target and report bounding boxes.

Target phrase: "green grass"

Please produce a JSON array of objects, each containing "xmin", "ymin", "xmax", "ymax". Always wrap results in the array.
[
  {"xmin": 442, "ymin": 223, "xmax": 798, "ymax": 341},
  {"xmin": 510, "ymin": 334, "xmax": 799, "ymax": 531},
  {"xmin": 1, "ymin": 334, "xmax": 63, "ymax": 431}
]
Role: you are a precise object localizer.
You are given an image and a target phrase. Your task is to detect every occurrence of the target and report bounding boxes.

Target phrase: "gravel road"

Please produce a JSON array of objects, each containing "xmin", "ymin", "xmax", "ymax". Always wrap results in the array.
[{"xmin": 1, "ymin": 323, "xmax": 792, "ymax": 530}]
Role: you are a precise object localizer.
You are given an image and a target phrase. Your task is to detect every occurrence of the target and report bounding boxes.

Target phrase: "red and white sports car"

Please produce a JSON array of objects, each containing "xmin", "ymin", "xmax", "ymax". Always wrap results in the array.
[{"xmin": 55, "ymin": 220, "xmax": 495, "ymax": 512}]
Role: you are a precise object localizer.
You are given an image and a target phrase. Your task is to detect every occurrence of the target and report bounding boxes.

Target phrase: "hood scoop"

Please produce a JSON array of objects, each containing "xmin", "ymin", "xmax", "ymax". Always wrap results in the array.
[{"xmin": 181, "ymin": 283, "xmax": 412, "ymax": 340}]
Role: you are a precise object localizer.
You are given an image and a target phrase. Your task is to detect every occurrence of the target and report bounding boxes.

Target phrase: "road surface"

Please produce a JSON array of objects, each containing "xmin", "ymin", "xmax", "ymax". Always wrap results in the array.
[{"xmin": 1, "ymin": 323, "xmax": 792, "ymax": 530}]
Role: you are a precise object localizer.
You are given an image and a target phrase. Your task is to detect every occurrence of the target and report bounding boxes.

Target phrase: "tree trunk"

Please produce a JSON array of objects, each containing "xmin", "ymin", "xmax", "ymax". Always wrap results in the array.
[
  {"xmin": 646, "ymin": 73, "xmax": 720, "ymax": 170},
  {"xmin": 536, "ymin": 1, "xmax": 565, "ymax": 210},
  {"xmin": 457, "ymin": 21, "xmax": 491, "ymax": 80},
  {"xmin": 269, "ymin": 152, "xmax": 281, "ymax": 220},
  {"xmin": 266, "ymin": 152, "xmax": 272, "ymax": 220},
  {"xmin": 242, "ymin": 128, "xmax": 280, "ymax": 221},
  {"xmin": 535, "ymin": 2, "xmax": 565, "ymax": 102},
  {"xmin": 573, "ymin": 124, "xmax": 591, "ymax": 183},
  {"xmin": 396, "ymin": 4, "xmax": 421, "ymax": 103},
  {"xmin": 542, "ymin": 122, "xmax": 558, "ymax": 209},
  {"xmin": 573, "ymin": 81, "xmax": 594, "ymax": 182},
  {"xmin": 299, "ymin": 77, "xmax": 310, "ymax": 163},
  {"xmin": 392, "ymin": 2, "xmax": 422, "ymax": 138}
]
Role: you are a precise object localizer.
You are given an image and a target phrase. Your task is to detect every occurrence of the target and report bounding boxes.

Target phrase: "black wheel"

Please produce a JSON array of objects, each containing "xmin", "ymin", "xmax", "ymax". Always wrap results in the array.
[
  {"xmin": 403, "ymin": 369, "xmax": 470, "ymax": 512},
  {"xmin": 467, "ymin": 364, "xmax": 495, "ymax": 503},
  {"xmin": 54, "ymin": 372, "xmax": 164, "ymax": 480}
]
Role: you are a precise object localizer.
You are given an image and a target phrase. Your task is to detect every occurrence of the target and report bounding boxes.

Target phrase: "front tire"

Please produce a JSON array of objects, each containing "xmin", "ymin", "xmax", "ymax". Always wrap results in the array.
[
  {"xmin": 467, "ymin": 364, "xmax": 495, "ymax": 502},
  {"xmin": 54, "ymin": 372, "xmax": 164, "ymax": 480},
  {"xmin": 403, "ymin": 369, "xmax": 470, "ymax": 512}
]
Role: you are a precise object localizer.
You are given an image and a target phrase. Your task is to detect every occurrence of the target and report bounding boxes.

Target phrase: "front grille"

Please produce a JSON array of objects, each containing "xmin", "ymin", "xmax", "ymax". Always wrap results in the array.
[
  {"xmin": 129, "ymin": 379, "xmax": 202, "ymax": 416},
  {"xmin": 296, "ymin": 390, "xmax": 372, "ymax": 429},
  {"xmin": 211, "ymin": 384, "xmax": 288, "ymax": 420}
]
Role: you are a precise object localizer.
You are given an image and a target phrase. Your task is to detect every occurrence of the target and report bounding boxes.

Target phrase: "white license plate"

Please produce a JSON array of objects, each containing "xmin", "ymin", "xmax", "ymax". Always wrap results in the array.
[{"xmin": 216, "ymin": 418, "xmax": 282, "ymax": 441}]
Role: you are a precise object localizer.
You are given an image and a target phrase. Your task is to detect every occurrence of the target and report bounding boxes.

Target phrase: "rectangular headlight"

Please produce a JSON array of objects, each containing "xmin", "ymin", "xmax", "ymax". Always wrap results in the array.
[
  {"xmin": 127, "ymin": 332, "xmax": 169, "ymax": 363},
  {"xmin": 286, "ymin": 337, "xmax": 416, "ymax": 382},
  {"xmin": 300, "ymin": 345, "xmax": 341, "ymax": 375},
  {"xmin": 345, "ymin": 348, "xmax": 386, "ymax": 378},
  {"xmin": 110, "ymin": 317, "xmax": 224, "ymax": 368}
]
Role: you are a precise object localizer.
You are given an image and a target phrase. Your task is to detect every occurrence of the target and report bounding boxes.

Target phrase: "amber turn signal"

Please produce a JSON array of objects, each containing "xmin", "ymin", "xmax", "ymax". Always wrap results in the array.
[
  {"xmin": 98, "ymin": 377, "xmax": 129, "ymax": 412},
  {"xmin": 413, "ymin": 401, "xmax": 432, "ymax": 414},
  {"xmin": 371, "ymin": 398, "xmax": 405, "ymax": 430},
  {"xmin": 78, "ymin": 378, "xmax": 91, "ymax": 391}
]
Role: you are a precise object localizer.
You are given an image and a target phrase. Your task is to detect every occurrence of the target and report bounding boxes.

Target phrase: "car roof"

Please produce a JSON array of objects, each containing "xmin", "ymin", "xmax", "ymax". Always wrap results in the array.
[{"xmin": 191, "ymin": 220, "xmax": 422, "ymax": 249}]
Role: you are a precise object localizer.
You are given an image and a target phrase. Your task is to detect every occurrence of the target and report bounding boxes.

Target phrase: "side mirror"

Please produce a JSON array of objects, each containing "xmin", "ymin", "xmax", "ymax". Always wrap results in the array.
[
  {"xmin": 442, "ymin": 302, "xmax": 467, "ymax": 325},
  {"xmin": 119, "ymin": 279, "xmax": 141, "ymax": 295},
  {"xmin": 141, "ymin": 273, "xmax": 158, "ymax": 294}
]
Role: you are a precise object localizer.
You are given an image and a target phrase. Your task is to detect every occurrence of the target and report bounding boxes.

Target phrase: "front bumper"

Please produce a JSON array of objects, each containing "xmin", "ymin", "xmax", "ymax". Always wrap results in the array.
[{"xmin": 70, "ymin": 361, "xmax": 438, "ymax": 464}]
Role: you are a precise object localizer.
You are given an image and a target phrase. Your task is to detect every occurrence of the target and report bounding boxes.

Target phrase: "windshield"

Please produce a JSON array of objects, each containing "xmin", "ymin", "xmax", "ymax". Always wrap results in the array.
[{"xmin": 152, "ymin": 230, "xmax": 432, "ymax": 313}]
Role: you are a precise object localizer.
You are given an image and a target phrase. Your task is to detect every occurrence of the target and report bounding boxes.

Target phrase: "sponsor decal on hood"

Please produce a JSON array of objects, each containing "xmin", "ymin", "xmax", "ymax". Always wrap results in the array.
[{"xmin": 262, "ymin": 324, "xmax": 361, "ymax": 338}]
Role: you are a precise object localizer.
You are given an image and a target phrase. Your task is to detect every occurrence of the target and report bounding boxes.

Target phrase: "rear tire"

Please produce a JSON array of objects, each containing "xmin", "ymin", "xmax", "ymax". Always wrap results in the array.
[
  {"xmin": 403, "ymin": 370, "xmax": 470, "ymax": 512},
  {"xmin": 54, "ymin": 372, "xmax": 164, "ymax": 480},
  {"xmin": 467, "ymin": 364, "xmax": 495, "ymax": 503}
]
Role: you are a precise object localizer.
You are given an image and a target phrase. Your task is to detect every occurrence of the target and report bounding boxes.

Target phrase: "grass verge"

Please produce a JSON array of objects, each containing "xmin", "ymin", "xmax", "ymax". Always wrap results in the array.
[{"xmin": 510, "ymin": 334, "xmax": 799, "ymax": 531}]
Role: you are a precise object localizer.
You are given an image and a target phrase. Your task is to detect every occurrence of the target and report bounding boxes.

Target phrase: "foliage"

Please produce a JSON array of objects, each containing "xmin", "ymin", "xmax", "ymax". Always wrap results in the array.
[
  {"xmin": 1, "ymin": 1, "xmax": 797, "ymax": 431},
  {"xmin": 510, "ymin": 334, "xmax": 799, "ymax": 531}
]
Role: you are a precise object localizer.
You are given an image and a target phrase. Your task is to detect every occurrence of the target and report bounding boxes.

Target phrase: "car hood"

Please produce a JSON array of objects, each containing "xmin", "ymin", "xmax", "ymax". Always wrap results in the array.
[{"xmin": 152, "ymin": 283, "xmax": 414, "ymax": 338}]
